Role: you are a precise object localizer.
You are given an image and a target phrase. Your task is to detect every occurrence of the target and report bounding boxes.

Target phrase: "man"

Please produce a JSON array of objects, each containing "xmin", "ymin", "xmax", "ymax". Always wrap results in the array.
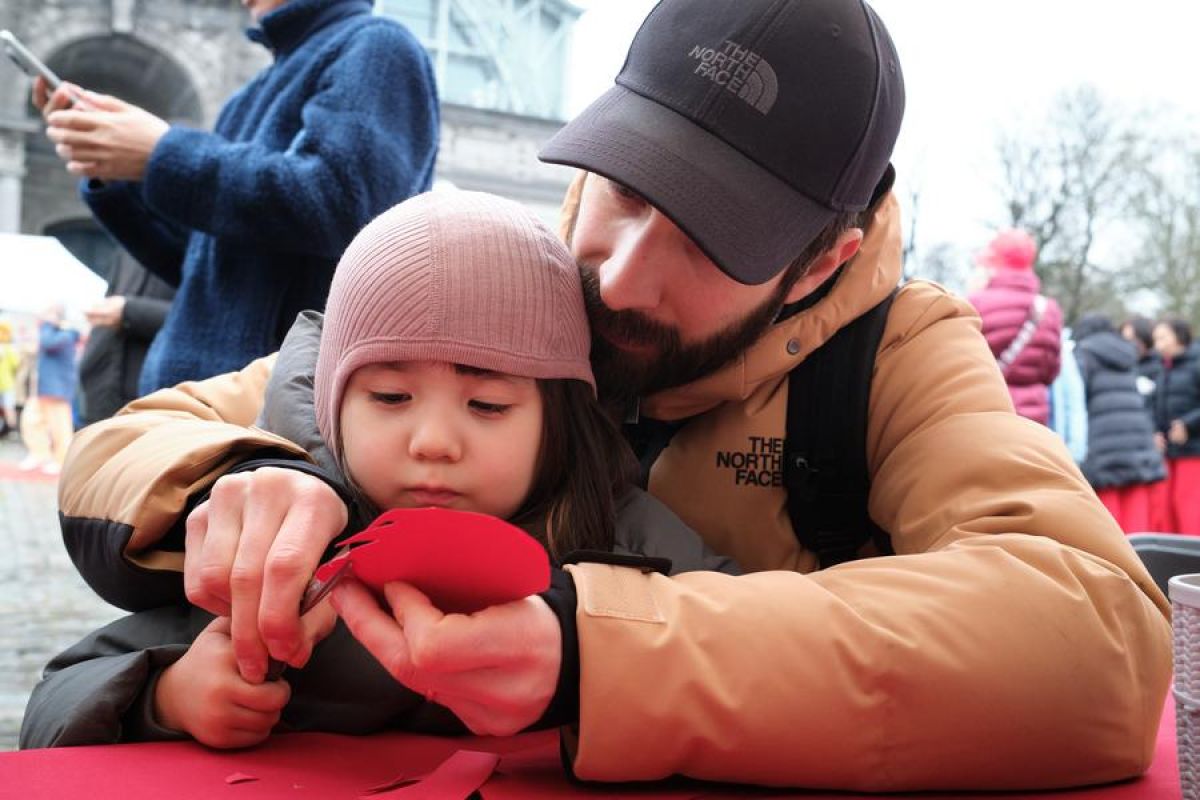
[
  {"xmin": 77, "ymin": 251, "xmax": 175, "ymax": 425},
  {"xmin": 57, "ymin": 0, "xmax": 1169, "ymax": 791},
  {"xmin": 36, "ymin": 0, "xmax": 439, "ymax": 391}
]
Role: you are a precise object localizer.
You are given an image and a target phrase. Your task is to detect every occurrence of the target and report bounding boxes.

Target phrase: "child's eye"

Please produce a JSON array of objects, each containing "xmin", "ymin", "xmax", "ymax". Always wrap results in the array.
[
  {"xmin": 371, "ymin": 392, "xmax": 410, "ymax": 405},
  {"xmin": 469, "ymin": 400, "xmax": 512, "ymax": 416}
]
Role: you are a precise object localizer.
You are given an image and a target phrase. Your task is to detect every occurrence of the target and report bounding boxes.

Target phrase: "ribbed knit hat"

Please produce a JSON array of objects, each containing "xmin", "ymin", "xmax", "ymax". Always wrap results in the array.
[{"xmin": 314, "ymin": 191, "xmax": 595, "ymax": 459}]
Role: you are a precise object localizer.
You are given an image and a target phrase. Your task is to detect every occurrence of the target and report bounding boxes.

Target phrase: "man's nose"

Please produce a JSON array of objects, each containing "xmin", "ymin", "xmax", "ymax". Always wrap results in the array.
[{"xmin": 597, "ymin": 213, "xmax": 678, "ymax": 313}]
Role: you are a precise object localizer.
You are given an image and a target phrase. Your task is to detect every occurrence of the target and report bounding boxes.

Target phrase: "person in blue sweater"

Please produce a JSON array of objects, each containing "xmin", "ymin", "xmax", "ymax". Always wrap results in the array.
[{"xmin": 33, "ymin": 0, "xmax": 439, "ymax": 392}]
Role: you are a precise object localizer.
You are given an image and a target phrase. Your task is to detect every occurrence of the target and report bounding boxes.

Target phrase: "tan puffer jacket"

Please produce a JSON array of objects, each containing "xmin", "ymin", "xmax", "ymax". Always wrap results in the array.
[{"xmin": 557, "ymin": 175, "xmax": 1169, "ymax": 790}]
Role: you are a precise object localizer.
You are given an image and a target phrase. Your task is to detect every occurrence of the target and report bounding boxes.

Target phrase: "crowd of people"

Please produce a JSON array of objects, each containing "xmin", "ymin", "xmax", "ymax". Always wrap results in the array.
[
  {"xmin": 967, "ymin": 227, "xmax": 1200, "ymax": 535},
  {"xmin": 4, "ymin": 0, "xmax": 1190, "ymax": 794}
]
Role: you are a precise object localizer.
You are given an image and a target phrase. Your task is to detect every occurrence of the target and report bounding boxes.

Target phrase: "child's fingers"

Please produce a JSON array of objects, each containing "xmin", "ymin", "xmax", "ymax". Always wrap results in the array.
[
  {"xmin": 206, "ymin": 728, "xmax": 271, "ymax": 750},
  {"xmin": 232, "ymin": 676, "xmax": 291, "ymax": 713},
  {"xmin": 196, "ymin": 709, "xmax": 280, "ymax": 750}
]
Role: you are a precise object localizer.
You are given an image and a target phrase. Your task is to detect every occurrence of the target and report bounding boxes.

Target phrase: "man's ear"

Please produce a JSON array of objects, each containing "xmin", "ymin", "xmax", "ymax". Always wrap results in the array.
[{"xmin": 783, "ymin": 228, "xmax": 865, "ymax": 304}]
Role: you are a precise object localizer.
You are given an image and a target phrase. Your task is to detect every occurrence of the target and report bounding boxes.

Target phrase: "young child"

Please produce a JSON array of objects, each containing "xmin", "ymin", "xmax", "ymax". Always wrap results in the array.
[{"xmin": 21, "ymin": 191, "xmax": 736, "ymax": 750}]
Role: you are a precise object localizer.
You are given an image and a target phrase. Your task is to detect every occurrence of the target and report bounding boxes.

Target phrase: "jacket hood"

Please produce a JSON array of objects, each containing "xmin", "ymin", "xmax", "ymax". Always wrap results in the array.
[
  {"xmin": 256, "ymin": 310, "xmax": 335, "ymax": 473},
  {"xmin": 558, "ymin": 173, "xmax": 904, "ymax": 422},
  {"xmin": 1078, "ymin": 330, "xmax": 1137, "ymax": 372}
]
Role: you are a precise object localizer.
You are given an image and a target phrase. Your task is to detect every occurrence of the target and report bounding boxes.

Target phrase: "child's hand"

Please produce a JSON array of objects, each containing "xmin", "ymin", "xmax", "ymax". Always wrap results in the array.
[{"xmin": 154, "ymin": 616, "xmax": 291, "ymax": 749}]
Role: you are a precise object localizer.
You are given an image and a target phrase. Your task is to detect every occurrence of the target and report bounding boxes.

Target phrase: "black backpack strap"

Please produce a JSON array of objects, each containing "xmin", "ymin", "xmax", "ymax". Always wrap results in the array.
[{"xmin": 784, "ymin": 287, "xmax": 898, "ymax": 568}]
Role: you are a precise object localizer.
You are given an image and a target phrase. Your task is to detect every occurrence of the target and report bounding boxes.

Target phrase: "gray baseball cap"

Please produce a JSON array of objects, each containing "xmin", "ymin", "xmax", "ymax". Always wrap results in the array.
[{"xmin": 539, "ymin": 0, "xmax": 904, "ymax": 285}]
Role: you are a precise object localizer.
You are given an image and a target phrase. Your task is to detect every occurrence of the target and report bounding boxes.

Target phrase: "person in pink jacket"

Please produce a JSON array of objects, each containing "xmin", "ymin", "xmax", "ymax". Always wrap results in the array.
[{"xmin": 968, "ymin": 229, "xmax": 1063, "ymax": 424}]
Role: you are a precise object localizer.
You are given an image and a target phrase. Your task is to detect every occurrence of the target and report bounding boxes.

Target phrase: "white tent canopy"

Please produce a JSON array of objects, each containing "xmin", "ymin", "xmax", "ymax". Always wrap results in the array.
[{"xmin": 0, "ymin": 233, "xmax": 108, "ymax": 323}]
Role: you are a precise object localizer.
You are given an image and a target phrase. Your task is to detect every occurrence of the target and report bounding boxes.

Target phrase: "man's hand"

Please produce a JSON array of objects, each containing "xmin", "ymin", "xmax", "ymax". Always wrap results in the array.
[
  {"xmin": 1169, "ymin": 419, "xmax": 1189, "ymax": 446},
  {"xmin": 1155, "ymin": 432, "xmax": 1167, "ymax": 453},
  {"xmin": 84, "ymin": 295, "xmax": 126, "ymax": 328},
  {"xmin": 45, "ymin": 90, "xmax": 168, "ymax": 180},
  {"xmin": 154, "ymin": 617, "xmax": 291, "ymax": 749},
  {"xmin": 184, "ymin": 468, "xmax": 348, "ymax": 684},
  {"xmin": 331, "ymin": 580, "xmax": 562, "ymax": 736}
]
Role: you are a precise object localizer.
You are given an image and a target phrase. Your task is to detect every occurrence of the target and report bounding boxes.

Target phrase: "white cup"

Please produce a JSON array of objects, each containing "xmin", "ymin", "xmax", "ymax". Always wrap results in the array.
[{"xmin": 1169, "ymin": 574, "xmax": 1200, "ymax": 800}]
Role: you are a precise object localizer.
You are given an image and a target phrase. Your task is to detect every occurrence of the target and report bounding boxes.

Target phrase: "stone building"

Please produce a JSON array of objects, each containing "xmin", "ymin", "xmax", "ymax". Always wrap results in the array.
[{"xmin": 0, "ymin": 0, "xmax": 580, "ymax": 275}]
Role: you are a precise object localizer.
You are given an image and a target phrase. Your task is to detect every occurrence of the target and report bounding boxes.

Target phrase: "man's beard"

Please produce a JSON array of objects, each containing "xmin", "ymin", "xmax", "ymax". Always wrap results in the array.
[{"xmin": 579, "ymin": 265, "xmax": 795, "ymax": 414}]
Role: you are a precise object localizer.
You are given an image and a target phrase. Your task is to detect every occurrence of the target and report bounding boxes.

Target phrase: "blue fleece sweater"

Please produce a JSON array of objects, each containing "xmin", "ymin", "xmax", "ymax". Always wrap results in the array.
[{"xmin": 83, "ymin": 0, "xmax": 438, "ymax": 392}]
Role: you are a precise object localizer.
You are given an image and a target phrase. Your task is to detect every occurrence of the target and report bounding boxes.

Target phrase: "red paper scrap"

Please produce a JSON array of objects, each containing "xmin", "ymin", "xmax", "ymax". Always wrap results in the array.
[
  {"xmin": 223, "ymin": 772, "xmax": 258, "ymax": 785},
  {"xmin": 360, "ymin": 749, "xmax": 499, "ymax": 799},
  {"xmin": 360, "ymin": 774, "xmax": 421, "ymax": 795},
  {"xmin": 317, "ymin": 507, "xmax": 550, "ymax": 614}
]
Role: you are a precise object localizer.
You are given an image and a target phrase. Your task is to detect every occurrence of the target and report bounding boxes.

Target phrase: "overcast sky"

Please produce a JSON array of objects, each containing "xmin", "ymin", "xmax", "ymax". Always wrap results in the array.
[{"xmin": 566, "ymin": 1, "xmax": 1200, "ymax": 284}]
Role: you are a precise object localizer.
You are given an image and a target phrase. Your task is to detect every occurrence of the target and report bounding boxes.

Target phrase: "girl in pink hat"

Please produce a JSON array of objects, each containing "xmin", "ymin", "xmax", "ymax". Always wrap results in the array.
[{"xmin": 22, "ymin": 191, "xmax": 735, "ymax": 750}]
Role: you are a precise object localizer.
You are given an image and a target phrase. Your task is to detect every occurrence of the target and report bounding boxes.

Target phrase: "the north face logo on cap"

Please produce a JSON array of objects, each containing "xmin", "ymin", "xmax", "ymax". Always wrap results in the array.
[{"xmin": 687, "ymin": 40, "xmax": 778, "ymax": 114}]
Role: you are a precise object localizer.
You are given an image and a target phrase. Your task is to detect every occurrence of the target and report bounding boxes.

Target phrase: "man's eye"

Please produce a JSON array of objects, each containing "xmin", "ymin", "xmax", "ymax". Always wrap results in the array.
[
  {"xmin": 469, "ymin": 400, "xmax": 511, "ymax": 416},
  {"xmin": 371, "ymin": 392, "xmax": 410, "ymax": 405},
  {"xmin": 608, "ymin": 179, "xmax": 644, "ymax": 203}
]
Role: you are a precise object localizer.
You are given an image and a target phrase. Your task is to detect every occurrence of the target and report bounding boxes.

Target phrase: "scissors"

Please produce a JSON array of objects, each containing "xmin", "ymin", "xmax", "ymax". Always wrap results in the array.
[{"xmin": 264, "ymin": 558, "xmax": 354, "ymax": 681}]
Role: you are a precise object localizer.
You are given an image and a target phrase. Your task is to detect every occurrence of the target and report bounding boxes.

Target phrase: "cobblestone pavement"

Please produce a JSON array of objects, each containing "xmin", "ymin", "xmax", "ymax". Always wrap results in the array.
[{"xmin": 0, "ymin": 438, "xmax": 122, "ymax": 751}]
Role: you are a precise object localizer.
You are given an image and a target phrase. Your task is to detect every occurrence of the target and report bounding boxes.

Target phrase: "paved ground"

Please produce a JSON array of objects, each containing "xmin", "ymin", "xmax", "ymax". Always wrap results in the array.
[{"xmin": 0, "ymin": 438, "xmax": 122, "ymax": 751}]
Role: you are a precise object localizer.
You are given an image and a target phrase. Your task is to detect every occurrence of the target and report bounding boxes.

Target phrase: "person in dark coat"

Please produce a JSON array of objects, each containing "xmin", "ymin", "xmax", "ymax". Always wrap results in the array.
[
  {"xmin": 1072, "ymin": 314, "xmax": 1166, "ymax": 533},
  {"xmin": 1122, "ymin": 316, "xmax": 1163, "ymax": 415},
  {"xmin": 1152, "ymin": 317, "xmax": 1200, "ymax": 535},
  {"xmin": 77, "ymin": 251, "xmax": 175, "ymax": 425}
]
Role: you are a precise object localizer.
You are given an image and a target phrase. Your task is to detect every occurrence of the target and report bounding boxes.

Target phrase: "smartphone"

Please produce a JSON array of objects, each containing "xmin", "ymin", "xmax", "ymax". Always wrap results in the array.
[{"xmin": 0, "ymin": 29, "xmax": 64, "ymax": 91}]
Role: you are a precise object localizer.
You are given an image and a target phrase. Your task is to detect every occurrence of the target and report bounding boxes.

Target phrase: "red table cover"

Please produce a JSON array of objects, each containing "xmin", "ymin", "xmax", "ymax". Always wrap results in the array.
[{"xmin": 1, "ymin": 699, "xmax": 1180, "ymax": 799}]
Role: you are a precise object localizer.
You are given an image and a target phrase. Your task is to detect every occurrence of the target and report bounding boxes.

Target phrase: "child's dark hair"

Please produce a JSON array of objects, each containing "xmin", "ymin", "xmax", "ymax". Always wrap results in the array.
[{"xmin": 509, "ymin": 378, "xmax": 636, "ymax": 561}]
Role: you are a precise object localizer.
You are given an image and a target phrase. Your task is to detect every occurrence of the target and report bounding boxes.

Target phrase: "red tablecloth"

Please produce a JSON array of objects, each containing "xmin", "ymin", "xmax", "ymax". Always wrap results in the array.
[{"xmin": 0, "ymin": 701, "xmax": 1180, "ymax": 799}]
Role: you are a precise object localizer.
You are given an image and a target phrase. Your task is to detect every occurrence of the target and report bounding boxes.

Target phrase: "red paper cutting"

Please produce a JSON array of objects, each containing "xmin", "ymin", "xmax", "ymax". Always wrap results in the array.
[
  {"xmin": 360, "ymin": 774, "xmax": 420, "ymax": 795},
  {"xmin": 359, "ymin": 750, "xmax": 499, "ymax": 799},
  {"xmin": 223, "ymin": 772, "xmax": 258, "ymax": 785},
  {"xmin": 316, "ymin": 507, "xmax": 550, "ymax": 614}
]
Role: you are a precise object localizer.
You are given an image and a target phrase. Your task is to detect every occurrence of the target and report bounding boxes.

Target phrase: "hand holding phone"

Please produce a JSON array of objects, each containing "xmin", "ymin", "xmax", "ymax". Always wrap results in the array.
[{"xmin": 1, "ymin": 30, "xmax": 85, "ymax": 108}]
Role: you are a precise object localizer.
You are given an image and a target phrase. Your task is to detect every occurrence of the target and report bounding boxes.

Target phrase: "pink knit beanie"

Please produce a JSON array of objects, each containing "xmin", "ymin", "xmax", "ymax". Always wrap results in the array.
[{"xmin": 313, "ymin": 191, "xmax": 594, "ymax": 459}]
